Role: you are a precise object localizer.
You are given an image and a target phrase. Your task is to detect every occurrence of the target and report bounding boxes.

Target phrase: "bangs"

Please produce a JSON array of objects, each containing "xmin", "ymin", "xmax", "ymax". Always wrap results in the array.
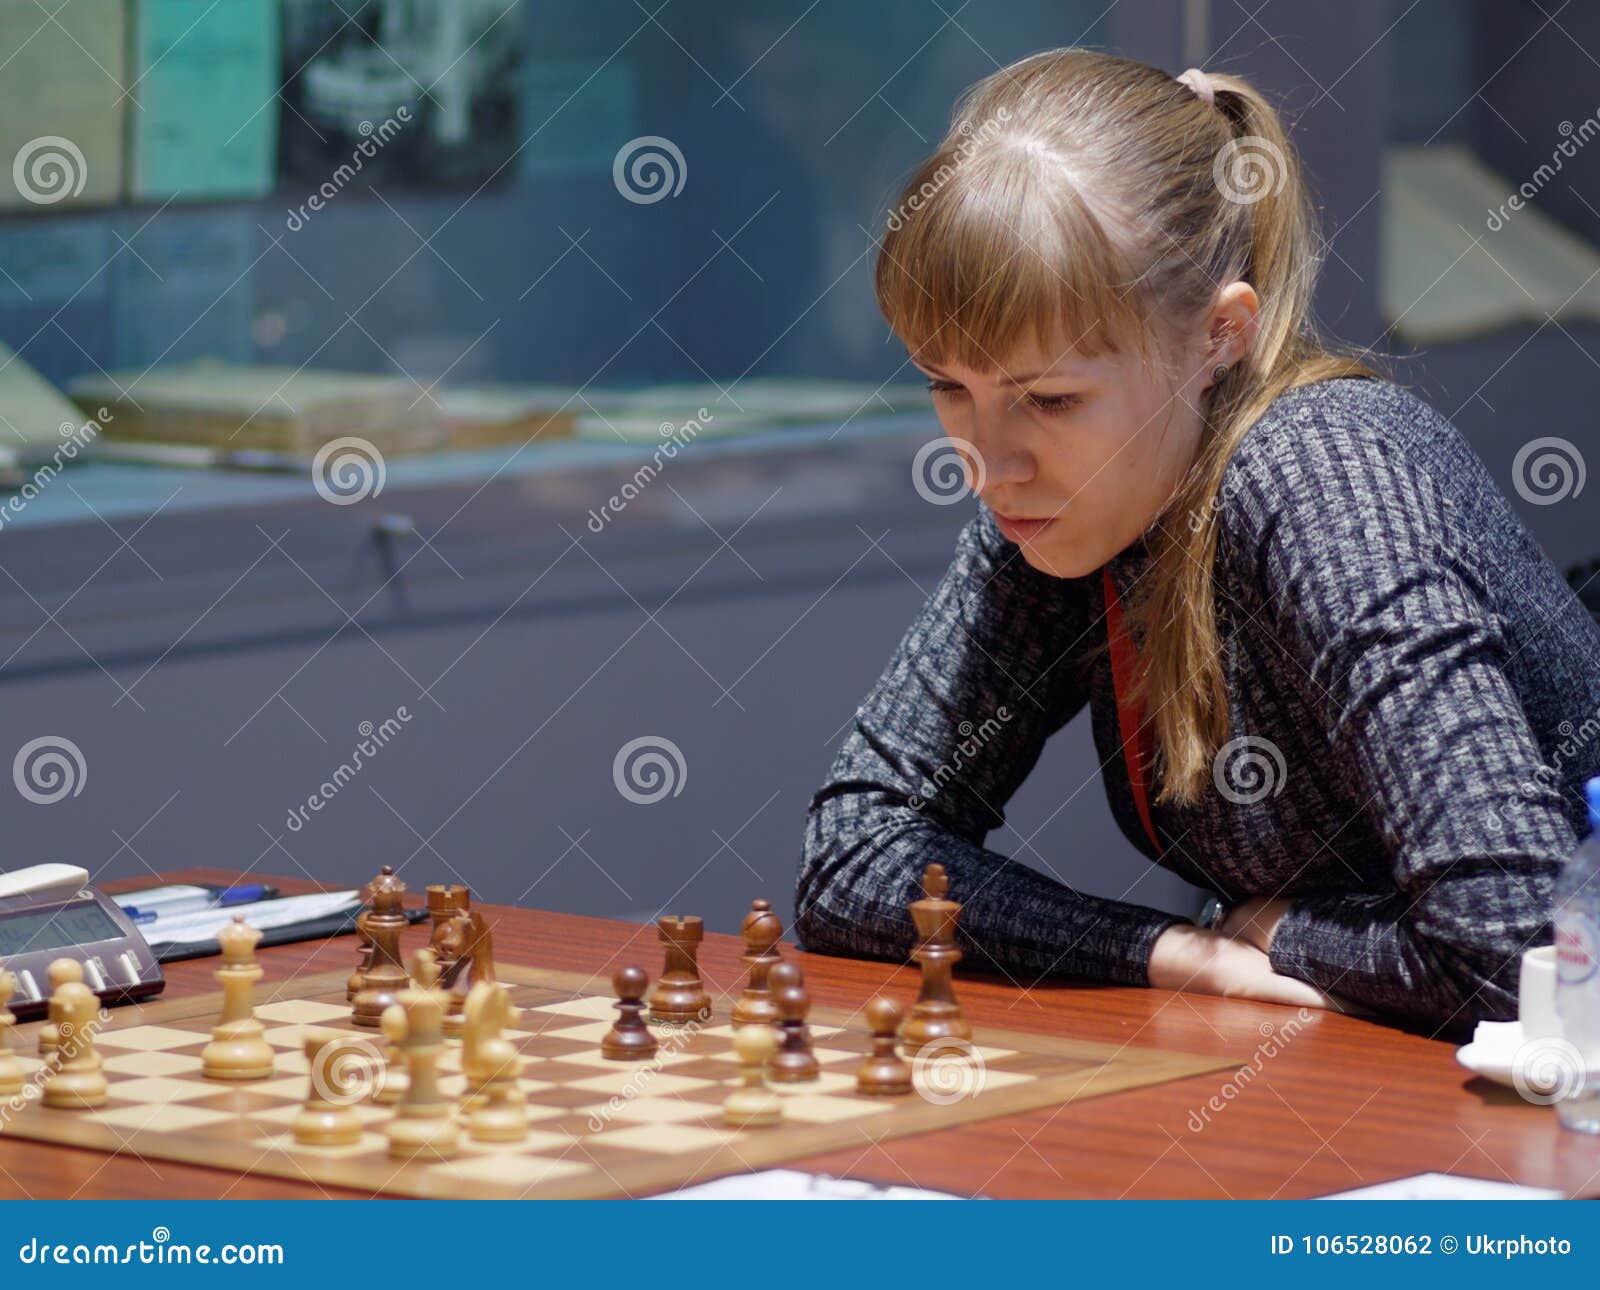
[{"xmin": 874, "ymin": 147, "xmax": 1147, "ymax": 373}]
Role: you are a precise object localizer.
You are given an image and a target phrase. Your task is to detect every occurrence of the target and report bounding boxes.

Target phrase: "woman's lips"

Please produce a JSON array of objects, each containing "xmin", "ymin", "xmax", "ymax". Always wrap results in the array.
[{"xmin": 993, "ymin": 511, "xmax": 1057, "ymax": 545}]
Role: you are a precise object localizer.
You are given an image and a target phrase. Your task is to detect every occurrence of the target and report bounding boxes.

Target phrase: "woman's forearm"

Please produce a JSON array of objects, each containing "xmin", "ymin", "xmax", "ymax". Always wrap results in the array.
[{"xmin": 796, "ymin": 797, "xmax": 1184, "ymax": 986}]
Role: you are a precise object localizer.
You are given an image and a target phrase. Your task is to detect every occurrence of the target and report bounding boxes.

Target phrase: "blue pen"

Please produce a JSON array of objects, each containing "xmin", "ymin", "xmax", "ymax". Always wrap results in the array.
[{"xmin": 120, "ymin": 885, "xmax": 273, "ymax": 924}]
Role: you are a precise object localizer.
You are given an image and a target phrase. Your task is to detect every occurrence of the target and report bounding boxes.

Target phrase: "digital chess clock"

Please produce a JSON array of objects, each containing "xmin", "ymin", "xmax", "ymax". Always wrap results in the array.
[{"xmin": 0, "ymin": 864, "xmax": 164, "ymax": 1020}]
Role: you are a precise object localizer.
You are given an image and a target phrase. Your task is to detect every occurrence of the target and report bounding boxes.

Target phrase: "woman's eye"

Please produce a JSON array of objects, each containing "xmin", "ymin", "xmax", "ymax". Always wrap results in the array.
[{"xmin": 1023, "ymin": 392, "xmax": 1082, "ymax": 416}]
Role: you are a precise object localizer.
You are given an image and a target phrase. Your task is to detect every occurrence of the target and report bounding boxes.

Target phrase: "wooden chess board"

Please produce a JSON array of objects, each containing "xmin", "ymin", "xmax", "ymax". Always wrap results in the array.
[{"xmin": 0, "ymin": 966, "xmax": 1232, "ymax": 1199}]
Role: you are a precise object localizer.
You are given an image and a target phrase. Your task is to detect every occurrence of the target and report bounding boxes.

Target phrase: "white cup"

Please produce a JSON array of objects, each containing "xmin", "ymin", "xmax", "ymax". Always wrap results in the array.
[{"xmin": 1519, "ymin": 945, "xmax": 1560, "ymax": 1040}]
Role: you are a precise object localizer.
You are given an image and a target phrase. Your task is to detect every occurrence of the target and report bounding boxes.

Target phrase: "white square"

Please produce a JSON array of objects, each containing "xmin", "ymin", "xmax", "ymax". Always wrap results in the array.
[
  {"xmin": 579, "ymin": 1098, "xmax": 716, "ymax": 1127},
  {"xmin": 96, "ymin": 1026, "xmax": 207, "ymax": 1052},
  {"xmin": 597, "ymin": 1123, "xmax": 737, "ymax": 1153},
  {"xmin": 92, "ymin": 1103, "xmax": 237, "ymax": 1132},
  {"xmin": 105, "ymin": 1076, "xmax": 229, "ymax": 1104},
  {"xmin": 255, "ymin": 1000, "xmax": 350, "ymax": 1024},
  {"xmin": 566, "ymin": 1070, "xmax": 711, "ymax": 1097},
  {"xmin": 779, "ymin": 1094, "xmax": 895, "ymax": 1124},
  {"xmin": 526, "ymin": 996, "xmax": 618, "ymax": 1022}
]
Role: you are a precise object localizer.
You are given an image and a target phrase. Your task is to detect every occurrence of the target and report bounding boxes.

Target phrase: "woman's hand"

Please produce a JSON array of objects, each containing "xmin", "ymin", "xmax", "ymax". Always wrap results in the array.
[
  {"xmin": 1217, "ymin": 896, "xmax": 1291, "ymax": 954},
  {"xmin": 1147, "ymin": 923, "xmax": 1333, "ymax": 1010}
]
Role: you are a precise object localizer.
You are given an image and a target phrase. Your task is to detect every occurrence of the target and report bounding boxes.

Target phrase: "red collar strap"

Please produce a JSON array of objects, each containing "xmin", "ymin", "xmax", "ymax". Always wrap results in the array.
[{"xmin": 1101, "ymin": 565, "xmax": 1162, "ymax": 856}]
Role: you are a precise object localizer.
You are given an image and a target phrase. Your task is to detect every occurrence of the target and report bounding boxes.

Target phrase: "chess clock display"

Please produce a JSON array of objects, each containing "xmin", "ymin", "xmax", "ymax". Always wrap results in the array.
[{"xmin": 0, "ymin": 864, "xmax": 164, "ymax": 1020}]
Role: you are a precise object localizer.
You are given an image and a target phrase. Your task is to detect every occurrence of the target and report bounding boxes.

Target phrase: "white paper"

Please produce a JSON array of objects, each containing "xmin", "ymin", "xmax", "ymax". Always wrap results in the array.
[
  {"xmin": 1324, "ymin": 1172, "xmax": 1561, "ymax": 1200},
  {"xmin": 139, "ymin": 891, "xmax": 361, "ymax": 946},
  {"xmin": 651, "ymin": 1169, "xmax": 966, "ymax": 1200}
]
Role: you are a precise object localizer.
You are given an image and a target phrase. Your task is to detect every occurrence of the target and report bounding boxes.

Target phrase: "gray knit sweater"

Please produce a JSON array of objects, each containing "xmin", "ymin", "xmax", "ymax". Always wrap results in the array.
[{"xmin": 795, "ymin": 377, "xmax": 1600, "ymax": 1032}]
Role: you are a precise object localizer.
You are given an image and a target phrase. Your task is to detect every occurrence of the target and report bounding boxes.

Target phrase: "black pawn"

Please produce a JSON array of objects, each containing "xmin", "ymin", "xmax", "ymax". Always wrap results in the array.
[
  {"xmin": 767, "ymin": 961, "xmax": 820, "ymax": 1084},
  {"xmin": 601, "ymin": 966, "xmax": 658, "ymax": 1061},
  {"xmin": 856, "ymin": 996, "xmax": 913, "ymax": 1095}
]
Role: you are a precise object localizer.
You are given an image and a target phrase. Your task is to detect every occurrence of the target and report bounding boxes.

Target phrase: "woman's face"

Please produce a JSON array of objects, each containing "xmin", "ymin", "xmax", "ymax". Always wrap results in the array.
[{"xmin": 911, "ymin": 292, "xmax": 1254, "ymax": 579}]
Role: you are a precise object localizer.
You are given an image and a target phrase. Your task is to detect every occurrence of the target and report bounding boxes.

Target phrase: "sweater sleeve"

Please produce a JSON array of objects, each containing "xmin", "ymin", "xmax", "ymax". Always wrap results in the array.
[
  {"xmin": 1227, "ymin": 423, "xmax": 1570, "ymax": 1030},
  {"xmin": 794, "ymin": 507, "xmax": 1186, "ymax": 986}
]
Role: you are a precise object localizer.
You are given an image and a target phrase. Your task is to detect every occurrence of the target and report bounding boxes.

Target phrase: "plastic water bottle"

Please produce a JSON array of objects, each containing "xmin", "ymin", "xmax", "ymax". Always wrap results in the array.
[{"xmin": 1554, "ymin": 776, "xmax": 1600, "ymax": 1132}]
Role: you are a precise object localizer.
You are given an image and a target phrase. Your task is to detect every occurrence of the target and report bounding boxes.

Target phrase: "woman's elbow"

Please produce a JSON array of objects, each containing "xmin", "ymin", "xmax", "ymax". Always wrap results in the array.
[{"xmin": 793, "ymin": 795, "xmax": 909, "ymax": 959}]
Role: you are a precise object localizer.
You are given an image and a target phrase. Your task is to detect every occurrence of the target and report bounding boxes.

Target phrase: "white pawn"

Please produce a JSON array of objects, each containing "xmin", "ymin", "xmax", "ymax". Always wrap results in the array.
[
  {"xmin": 0, "ymin": 963, "xmax": 23, "ymax": 1098},
  {"xmin": 292, "ymin": 1032, "xmax": 364, "ymax": 1148},
  {"xmin": 202, "ymin": 916, "xmax": 275, "ymax": 1080},
  {"xmin": 723, "ymin": 1024, "xmax": 783, "ymax": 1128},
  {"xmin": 42, "ymin": 974, "xmax": 106, "ymax": 1109},
  {"xmin": 38, "ymin": 958, "xmax": 82, "ymax": 1059}
]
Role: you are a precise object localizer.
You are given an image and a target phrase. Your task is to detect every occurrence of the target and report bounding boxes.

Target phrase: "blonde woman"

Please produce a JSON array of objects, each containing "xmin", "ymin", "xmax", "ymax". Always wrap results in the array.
[{"xmin": 794, "ymin": 50, "xmax": 1600, "ymax": 1031}]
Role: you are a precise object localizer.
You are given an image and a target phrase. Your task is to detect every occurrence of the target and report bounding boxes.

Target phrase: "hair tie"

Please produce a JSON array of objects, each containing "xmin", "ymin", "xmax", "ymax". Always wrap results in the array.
[{"xmin": 1176, "ymin": 67, "xmax": 1215, "ymax": 107}]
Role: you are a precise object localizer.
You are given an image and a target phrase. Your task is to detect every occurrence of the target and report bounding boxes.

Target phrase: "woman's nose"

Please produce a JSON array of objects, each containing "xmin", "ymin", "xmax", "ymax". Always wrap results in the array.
[{"xmin": 966, "ymin": 417, "xmax": 1034, "ymax": 488}]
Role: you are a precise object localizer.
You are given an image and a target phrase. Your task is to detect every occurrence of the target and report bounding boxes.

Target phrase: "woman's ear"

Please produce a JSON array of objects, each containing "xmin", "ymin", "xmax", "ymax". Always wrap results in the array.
[{"xmin": 1209, "ymin": 280, "xmax": 1260, "ymax": 368}]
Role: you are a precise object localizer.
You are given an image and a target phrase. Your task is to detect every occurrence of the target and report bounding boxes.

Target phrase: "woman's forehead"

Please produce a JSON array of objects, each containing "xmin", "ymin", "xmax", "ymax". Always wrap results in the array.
[{"xmin": 916, "ymin": 334, "xmax": 1119, "ymax": 382}]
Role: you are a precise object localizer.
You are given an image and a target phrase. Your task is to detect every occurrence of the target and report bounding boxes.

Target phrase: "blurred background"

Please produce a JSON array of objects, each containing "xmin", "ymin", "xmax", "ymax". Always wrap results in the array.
[{"xmin": 0, "ymin": 0, "xmax": 1595, "ymax": 939}]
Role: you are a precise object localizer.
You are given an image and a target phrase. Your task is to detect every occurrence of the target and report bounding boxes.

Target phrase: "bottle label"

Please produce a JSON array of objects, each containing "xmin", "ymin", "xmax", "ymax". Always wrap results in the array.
[{"xmin": 1556, "ymin": 910, "xmax": 1600, "ymax": 985}]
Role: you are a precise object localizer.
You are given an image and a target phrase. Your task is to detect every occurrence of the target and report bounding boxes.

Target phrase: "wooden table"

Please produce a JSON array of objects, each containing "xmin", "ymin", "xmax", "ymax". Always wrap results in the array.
[{"xmin": 2, "ymin": 868, "xmax": 1592, "ymax": 1200}]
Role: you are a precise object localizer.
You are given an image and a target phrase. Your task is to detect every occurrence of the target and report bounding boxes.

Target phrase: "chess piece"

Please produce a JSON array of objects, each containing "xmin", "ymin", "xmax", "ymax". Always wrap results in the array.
[
  {"xmin": 352, "ymin": 866, "xmax": 411, "ymax": 1028},
  {"xmin": 766, "ymin": 961, "xmax": 820, "ymax": 1084},
  {"xmin": 900, "ymin": 863, "xmax": 971, "ymax": 1050},
  {"xmin": 41, "ymin": 972, "xmax": 106, "ymax": 1109},
  {"xmin": 201, "ymin": 916, "xmax": 276, "ymax": 1080},
  {"xmin": 38, "ymin": 958, "xmax": 83, "ymax": 1058},
  {"xmin": 426, "ymin": 884, "xmax": 469, "ymax": 1034},
  {"xmin": 458, "ymin": 970, "xmax": 511, "ymax": 1115},
  {"xmin": 601, "ymin": 966, "xmax": 658, "ymax": 1061},
  {"xmin": 856, "ymin": 997, "xmax": 913, "ymax": 1096},
  {"xmin": 648, "ymin": 915, "xmax": 712, "ymax": 1024},
  {"xmin": 433, "ymin": 900, "xmax": 495, "ymax": 1040},
  {"xmin": 382, "ymin": 956, "xmax": 459, "ymax": 1161},
  {"xmin": 376, "ymin": 1004, "xmax": 411, "ymax": 1106},
  {"xmin": 462, "ymin": 980, "xmax": 528, "ymax": 1143},
  {"xmin": 293, "ymin": 1032, "xmax": 364, "ymax": 1147},
  {"xmin": 723, "ymin": 1024, "xmax": 783, "ymax": 1128},
  {"xmin": 347, "ymin": 921, "xmax": 374, "ymax": 1003},
  {"xmin": 730, "ymin": 899, "xmax": 783, "ymax": 1029},
  {"xmin": 0, "ymin": 963, "xmax": 23, "ymax": 1098}
]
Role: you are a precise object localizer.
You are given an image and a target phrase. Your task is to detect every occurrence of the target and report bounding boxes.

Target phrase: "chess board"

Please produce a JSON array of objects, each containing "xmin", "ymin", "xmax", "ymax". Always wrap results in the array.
[{"xmin": 0, "ymin": 966, "xmax": 1232, "ymax": 1199}]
